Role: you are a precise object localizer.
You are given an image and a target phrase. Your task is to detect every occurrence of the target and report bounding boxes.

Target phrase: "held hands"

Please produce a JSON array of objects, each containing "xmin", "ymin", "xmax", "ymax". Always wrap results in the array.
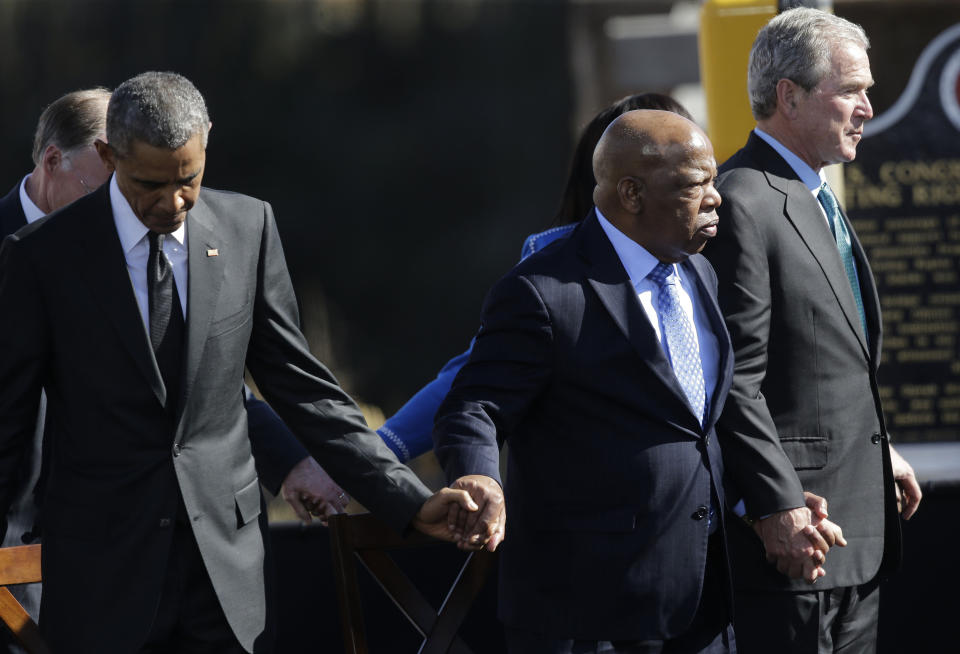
[
  {"xmin": 412, "ymin": 488, "xmax": 479, "ymax": 542},
  {"xmin": 446, "ymin": 475, "xmax": 506, "ymax": 552},
  {"xmin": 280, "ymin": 456, "xmax": 350, "ymax": 525},
  {"xmin": 889, "ymin": 445, "xmax": 922, "ymax": 520},
  {"xmin": 804, "ymin": 491, "xmax": 847, "ymax": 550},
  {"xmin": 752, "ymin": 491, "xmax": 846, "ymax": 584}
]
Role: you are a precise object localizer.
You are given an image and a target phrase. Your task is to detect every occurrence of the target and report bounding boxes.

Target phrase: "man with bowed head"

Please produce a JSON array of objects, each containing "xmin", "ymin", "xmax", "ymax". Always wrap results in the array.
[
  {"xmin": 435, "ymin": 109, "xmax": 737, "ymax": 652},
  {"xmin": 0, "ymin": 71, "xmax": 480, "ymax": 653},
  {"xmin": 704, "ymin": 7, "xmax": 922, "ymax": 652},
  {"xmin": 0, "ymin": 88, "xmax": 355, "ymax": 645}
]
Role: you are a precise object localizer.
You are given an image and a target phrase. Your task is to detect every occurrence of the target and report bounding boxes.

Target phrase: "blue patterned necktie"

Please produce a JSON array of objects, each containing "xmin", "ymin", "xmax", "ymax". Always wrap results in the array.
[
  {"xmin": 818, "ymin": 183, "xmax": 868, "ymax": 340},
  {"xmin": 648, "ymin": 262, "xmax": 706, "ymax": 424}
]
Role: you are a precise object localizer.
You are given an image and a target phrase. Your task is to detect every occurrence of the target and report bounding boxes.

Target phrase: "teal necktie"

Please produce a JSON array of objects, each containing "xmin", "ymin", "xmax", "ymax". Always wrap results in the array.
[{"xmin": 817, "ymin": 183, "xmax": 868, "ymax": 341}]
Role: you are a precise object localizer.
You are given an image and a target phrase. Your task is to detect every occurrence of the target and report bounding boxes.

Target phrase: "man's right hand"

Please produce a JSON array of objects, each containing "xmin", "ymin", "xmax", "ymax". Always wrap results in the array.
[
  {"xmin": 753, "ymin": 491, "xmax": 848, "ymax": 583},
  {"xmin": 447, "ymin": 474, "xmax": 505, "ymax": 552}
]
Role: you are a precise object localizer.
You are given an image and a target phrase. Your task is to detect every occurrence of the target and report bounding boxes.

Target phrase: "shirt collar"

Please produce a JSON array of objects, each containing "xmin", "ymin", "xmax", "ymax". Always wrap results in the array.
[
  {"xmin": 109, "ymin": 174, "xmax": 186, "ymax": 254},
  {"xmin": 594, "ymin": 207, "xmax": 666, "ymax": 287},
  {"xmin": 753, "ymin": 127, "xmax": 826, "ymax": 192},
  {"xmin": 18, "ymin": 175, "xmax": 47, "ymax": 224}
]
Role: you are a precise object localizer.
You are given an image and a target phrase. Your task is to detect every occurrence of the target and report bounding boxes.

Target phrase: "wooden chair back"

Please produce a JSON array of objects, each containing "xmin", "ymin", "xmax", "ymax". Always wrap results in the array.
[
  {"xmin": 0, "ymin": 544, "xmax": 49, "ymax": 654},
  {"xmin": 328, "ymin": 512, "xmax": 497, "ymax": 654}
]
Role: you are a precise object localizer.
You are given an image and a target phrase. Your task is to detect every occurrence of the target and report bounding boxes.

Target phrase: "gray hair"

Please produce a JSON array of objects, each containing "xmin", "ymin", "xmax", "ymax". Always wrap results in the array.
[
  {"xmin": 107, "ymin": 71, "xmax": 210, "ymax": 157},
  {"xmin": 32, "ymin": 88, "xmax": 111, "ymax": 166},
  {"xmin": 748, "ymin": 7, "xmax": 869, "ymax": 120}
]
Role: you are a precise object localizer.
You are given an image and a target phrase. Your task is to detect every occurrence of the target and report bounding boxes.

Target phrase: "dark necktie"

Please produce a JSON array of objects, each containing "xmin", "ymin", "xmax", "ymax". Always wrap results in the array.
[
  {"xmin": 648, "ymin": 262, "xmax": 706, "ymax": 425},
  {"xmin": 148, "ymin": 231, "xmax": 185, "ymax": 411},
  {"xmin": 818, "ymin": 183, "xmax": 868, "ymax": 340}
]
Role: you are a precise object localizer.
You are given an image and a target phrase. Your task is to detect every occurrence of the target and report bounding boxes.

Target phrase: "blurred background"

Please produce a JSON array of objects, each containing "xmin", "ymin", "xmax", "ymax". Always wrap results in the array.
[
  {"xmin": 1, "ymin": 0, "xmax": 955, "ymax": 436},
  {"xmin": 3, "ymin": 0, "xmax": 959, "ymax": 492},
  {"xmin": 3, "ymin": 1, "xmax": 959, "ymax": 651}
]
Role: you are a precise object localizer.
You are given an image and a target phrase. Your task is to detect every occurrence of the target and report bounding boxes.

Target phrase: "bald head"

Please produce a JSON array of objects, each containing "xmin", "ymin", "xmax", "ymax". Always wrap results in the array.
[{"xmin": 592, "ymin": 110, "xmax": 721, "ymax": 263}]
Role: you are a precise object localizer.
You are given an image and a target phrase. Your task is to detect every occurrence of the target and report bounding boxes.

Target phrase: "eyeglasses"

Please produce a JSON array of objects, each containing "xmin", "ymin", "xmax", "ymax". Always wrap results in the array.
[
  {"xmin": 63, "ymin": 147, "xmax": 99, "ymax": 195},
  {"xmin": 76, "ymin": 173, "xmax": 94, "ymax": 195}
]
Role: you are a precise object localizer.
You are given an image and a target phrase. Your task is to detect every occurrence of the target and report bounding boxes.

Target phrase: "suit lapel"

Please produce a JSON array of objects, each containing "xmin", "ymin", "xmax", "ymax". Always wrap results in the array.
[
  {"xmin": 749, "ymin": 136, "xmax": 870, "ymax": 357},
  {"xmin": 847, "ymin": 215, "xmax": 883, "ymax": 365},
  {"xmin": 179, "ymin": 195, "xmax": 225, "ymax": 420},
  {"xmin": 0, "ymin": 183, "xmax": 28, "ymax": 239},
  {"xmin": 577, "ymin": 213, "xmax": 696, "ymax": 423},
  {"xmin": 76, "ymin": 185, "xmax": 167, "ymax": 406}
]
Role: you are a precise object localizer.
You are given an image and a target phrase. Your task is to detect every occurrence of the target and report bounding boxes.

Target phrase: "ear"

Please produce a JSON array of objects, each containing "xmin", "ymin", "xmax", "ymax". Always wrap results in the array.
[
  {"xmin": 94, "ymin": 139, "xmax": 116, "ymax": 173},
  {"xmin": 41, "ymin": 145, "xmax": 63, "ymax": 174},
  {"xmin": 776, "ymin": 78, "xmax": 802, "ymax": 120},
  {"xmin": 617, "ymin": 176, "xmax": 644, "ymax": 214}
]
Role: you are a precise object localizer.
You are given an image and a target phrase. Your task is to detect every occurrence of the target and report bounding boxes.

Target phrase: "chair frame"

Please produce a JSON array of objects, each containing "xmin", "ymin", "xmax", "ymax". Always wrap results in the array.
[
  {"xmin": 0, "ymin": 544, "xmax": 49, "ymax": 654},
  {"xmin": 328, "ymin": 512, "xmax": 496, "ymax": 654}
]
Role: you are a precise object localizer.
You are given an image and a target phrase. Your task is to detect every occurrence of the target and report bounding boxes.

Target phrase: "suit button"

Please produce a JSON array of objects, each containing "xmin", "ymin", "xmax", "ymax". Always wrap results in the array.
[
  {"xmin": 692, "ymin": 506, "xmax": 709, "ymax": 520},
  {"xmin": 173, "ymin": 443, "xmax": 182, "ymax": 457},
  {"xmin": 159, "ymin": 518, "xmax": 171, "ymax": 528},
  {"xmin": 871, "ymin": 433, "xmax": 881, "ymax": 445}
]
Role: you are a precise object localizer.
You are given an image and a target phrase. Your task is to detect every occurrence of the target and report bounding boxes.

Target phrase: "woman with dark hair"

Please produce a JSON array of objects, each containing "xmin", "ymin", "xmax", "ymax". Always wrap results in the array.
[{"xmin": 376, "ymin": 93, "xmax": 693, "ymax": 461}]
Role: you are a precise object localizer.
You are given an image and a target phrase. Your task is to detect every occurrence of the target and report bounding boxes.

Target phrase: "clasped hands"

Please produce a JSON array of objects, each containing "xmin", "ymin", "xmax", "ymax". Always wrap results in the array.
[{"xmin": 753, "ymin": 491, "xmax": 846, "ymax": 584}]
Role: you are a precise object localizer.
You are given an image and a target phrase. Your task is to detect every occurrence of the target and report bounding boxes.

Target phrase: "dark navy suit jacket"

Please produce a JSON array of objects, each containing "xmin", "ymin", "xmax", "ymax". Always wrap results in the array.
[{"xmin": 434, "ymin": 211, "xmax": 735, "ymax": 641}]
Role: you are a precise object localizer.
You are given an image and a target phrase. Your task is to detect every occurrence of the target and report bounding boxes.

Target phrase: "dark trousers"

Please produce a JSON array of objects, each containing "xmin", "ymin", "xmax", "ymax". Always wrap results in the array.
[
  {"xmin": 506, "ymin": 534, "xmax": 735, "ymax": 654},
  {"xmin": 733, "ymin": 578, "xmax": 880, "ymax": 654},
  {"xmin": 140, "ymin": 517, "xmax": 247, "ymax": 654}
]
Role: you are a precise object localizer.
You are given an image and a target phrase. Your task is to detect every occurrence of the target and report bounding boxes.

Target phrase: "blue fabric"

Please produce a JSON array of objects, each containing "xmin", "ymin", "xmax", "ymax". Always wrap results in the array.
[
  {"xmin": 376, "ymin": 223, "xmax": 577, "ymax": 461},
  {"xmin": 648, "ymin": 263, "xmax": 706, "ymax": 425}
]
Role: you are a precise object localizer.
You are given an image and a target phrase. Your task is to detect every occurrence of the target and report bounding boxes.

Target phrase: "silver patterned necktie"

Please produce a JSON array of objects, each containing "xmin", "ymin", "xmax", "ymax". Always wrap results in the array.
[
  {"xmin": 818, "ymin": 183, "xmax": 868, "ymax": 340},
  {"xmin": 648, "ymin": 262, "xmax": 706, "ymax": 424}
]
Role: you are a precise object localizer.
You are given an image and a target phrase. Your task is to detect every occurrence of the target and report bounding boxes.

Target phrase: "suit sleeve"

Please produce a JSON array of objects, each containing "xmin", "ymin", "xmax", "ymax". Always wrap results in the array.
[
  {"xmin": 706, "ymin": 184, "xmax": 806, "ymax": 518},
  {"xmin": 244, "ymin": 203, "xmax": 431, "ymax": 532},
  {"xmin": 433, "ymin": 272, "xmax": 554, "ymax": 486},
  {"xmin": 244, "ymin": 386, "xmax": 308, "ymax": 495},
  {"xmin": 0, "ymin": 236, "xmax": 46, "ymax": 524}
]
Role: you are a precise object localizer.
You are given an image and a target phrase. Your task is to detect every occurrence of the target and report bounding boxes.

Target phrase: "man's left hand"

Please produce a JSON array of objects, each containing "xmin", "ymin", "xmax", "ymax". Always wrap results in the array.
[
  {"xmin": 280, "ymin": 456, "xmax": 349, "ymax": 525},
  {"xmin": 889, "ymin": 444, "xmax": 922, "ymax": 520}
]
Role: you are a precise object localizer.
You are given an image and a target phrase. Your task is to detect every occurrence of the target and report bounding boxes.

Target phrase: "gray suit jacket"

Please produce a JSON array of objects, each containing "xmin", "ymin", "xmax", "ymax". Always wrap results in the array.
[
  {"xmin": 704, "ymin": 132, "xmax": 900, "ymax": 592},
  {"xmin": 0, "ymin": 182, "xmax": 431, "ymax": 652}
]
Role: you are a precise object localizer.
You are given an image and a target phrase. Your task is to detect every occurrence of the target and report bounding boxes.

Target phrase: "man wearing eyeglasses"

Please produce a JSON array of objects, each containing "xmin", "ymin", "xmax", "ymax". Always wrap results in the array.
[
  {"xmin": 1, "ymin": 88, "xmax": 112, "ymax": 234},
  {"xmin": 0, "ymin": 89, "xmax": 113, "ymax": 646}
]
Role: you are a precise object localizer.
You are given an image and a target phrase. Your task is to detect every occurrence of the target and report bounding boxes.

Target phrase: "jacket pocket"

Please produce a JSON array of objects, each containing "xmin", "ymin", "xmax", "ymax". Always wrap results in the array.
[
  {"xmin": 234, "ymin": 477, "xmax": 262, "ymax": 528},
  {"xmin": 780, "ymin": 437, "xmax": 828, "ymax": 470}
]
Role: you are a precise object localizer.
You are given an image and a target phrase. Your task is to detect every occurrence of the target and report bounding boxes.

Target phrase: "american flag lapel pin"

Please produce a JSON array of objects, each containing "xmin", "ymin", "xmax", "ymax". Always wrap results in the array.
[{"xmin": 206, "ymin": 248, "xmax": 219, "ymax": 257}]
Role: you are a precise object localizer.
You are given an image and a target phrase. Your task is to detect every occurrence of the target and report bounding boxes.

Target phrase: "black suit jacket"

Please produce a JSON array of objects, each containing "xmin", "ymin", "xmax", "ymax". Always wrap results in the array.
[
  {"xmin": 0, "ymin": 183, "xmax": 26, "ymax": 237},
  {"xmin": 0, "ymin": 183, "xmax": 40, "ymax": 551},
  {"xmin": 434, "ymin": 212, "xmax": 734, "ymax": 641},
  {"xmin": 0, "ymin": 182, "xmax": 431, "ymax": 652},
  {"xmin": 704, "ymin": 132, "xmax": 900, "ymax": 592}
]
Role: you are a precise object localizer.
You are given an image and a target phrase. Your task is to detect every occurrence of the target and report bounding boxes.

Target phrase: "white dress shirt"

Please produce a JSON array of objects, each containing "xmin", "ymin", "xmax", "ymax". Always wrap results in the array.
[
  {"xmin": 109, "ymin": 174, "xmax": 188, "ymax": 335},
  {"xmin": 595, "ymin": 208, "xmax": 720, "ymax": 408},
  {"xmin": 18, "ymin": 175, "xmax": 46, "ymax": 225},
  {"xmin": 754, "ymin": 128, "xmax": 832, "ymax": 225}
]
